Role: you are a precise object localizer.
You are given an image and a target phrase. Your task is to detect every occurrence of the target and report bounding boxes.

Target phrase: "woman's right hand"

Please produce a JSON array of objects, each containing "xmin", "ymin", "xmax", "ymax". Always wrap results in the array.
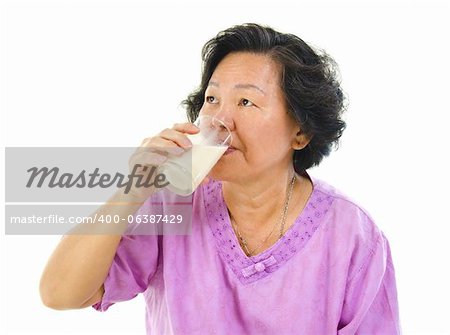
[{"xmin": 126, "ymin": 122, "xmax": 200, "ymax": 200}]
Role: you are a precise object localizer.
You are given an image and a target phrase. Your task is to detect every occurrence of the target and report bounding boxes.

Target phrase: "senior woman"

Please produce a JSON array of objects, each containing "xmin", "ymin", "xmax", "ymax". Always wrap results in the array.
[{"xmin": 40, "ymin": 23, "xmax": 401, "ymax": 334}]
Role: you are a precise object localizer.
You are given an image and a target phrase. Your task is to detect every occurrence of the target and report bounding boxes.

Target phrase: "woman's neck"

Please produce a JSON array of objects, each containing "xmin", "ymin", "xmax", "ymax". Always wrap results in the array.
[{"xmin": 222, "ymin": 169, "xmax": 297, "ymax": 230}]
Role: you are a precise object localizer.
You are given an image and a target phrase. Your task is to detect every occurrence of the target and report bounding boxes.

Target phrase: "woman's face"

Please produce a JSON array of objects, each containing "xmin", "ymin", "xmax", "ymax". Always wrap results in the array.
[{"xmin": 199, "ymin": 52, "xmax": 303, "ymax": 182}]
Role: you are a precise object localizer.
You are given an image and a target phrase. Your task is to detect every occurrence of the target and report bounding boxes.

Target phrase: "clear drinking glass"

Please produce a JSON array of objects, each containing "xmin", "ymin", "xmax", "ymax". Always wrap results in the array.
[{"xmin": 158, "ymin": 115, "xmax": 232, "ymax": 195}]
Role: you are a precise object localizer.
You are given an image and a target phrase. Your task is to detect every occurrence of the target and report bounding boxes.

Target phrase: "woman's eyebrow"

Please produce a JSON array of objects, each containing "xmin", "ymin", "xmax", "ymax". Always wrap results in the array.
[
  {"xmin": 234, "ymin": 84, "xmax": 266, "ymax": 96},
  {"xmin": 208, "ymin": 81, "xmax": 266, "ymax": 95},
  {"xmin": 208, "ymin": 81, "xmax": 220, "ymax": 88}
]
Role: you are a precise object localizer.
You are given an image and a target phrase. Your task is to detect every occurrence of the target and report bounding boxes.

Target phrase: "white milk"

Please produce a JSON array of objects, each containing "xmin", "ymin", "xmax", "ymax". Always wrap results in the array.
[{"xmin": 160, "ymin": 144, "xmax": 227, "ymax": 195}]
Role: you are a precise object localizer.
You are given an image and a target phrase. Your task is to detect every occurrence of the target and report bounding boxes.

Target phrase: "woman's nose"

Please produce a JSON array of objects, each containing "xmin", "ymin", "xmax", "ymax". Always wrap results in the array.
[
  {"xmin": 199, "ymin": 106, "xmax": 235, "ymax": 131},
  {"xmin": 214, "ymin": 116, "xmax": 234, "ymax": 133},
  {"xmin": 211, "ymin": 106, "xmax": 235, "ymax": 132}
]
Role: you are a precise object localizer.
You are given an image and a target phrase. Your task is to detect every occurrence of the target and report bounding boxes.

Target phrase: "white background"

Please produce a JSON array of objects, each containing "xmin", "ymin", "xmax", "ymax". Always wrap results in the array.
[{"xmin": 1, "ymin": 0, "xmax": 449, "ymax": 334}]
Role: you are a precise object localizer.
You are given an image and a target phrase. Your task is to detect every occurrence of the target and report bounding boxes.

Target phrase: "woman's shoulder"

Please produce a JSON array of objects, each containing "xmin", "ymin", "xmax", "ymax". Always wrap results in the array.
[
  {"xmin": 310, "ymin": 174, "xmax": 370, "ymax": 213},
  {"xmin": 309, "ymin": 173, "xmax": 384, "ymax": 248}
]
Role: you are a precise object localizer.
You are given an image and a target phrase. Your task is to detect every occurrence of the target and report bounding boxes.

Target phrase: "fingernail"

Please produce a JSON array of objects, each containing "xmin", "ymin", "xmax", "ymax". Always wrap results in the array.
[
  {"xmin": 173, "ymin": 147, "xmax": 185, "ymax": 154},
  {"xmin": 154, "ymin": 155, "xmax": 167, "ymax": 164}
]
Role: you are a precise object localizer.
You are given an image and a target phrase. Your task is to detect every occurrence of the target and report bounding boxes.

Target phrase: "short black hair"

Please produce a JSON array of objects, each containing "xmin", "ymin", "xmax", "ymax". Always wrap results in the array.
[{"xmin": 182, "ymin": 23, "xmax": 347, "ymax": 173}]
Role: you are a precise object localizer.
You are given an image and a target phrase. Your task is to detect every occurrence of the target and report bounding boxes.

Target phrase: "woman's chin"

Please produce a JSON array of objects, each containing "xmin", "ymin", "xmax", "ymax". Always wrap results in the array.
[{"xmin": 209, "ymin": 165, "xmax": 238, "ymax": 182}]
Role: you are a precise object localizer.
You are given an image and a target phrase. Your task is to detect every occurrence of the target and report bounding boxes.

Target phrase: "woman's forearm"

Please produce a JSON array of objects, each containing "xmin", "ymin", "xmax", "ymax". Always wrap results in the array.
[
  {"xmin": 39, "ymin": 123, "xmax": 197, "ymax": 310},
  {"xmin": 39, "ymin": 189, "xmax": 147, "ymax": 310}
]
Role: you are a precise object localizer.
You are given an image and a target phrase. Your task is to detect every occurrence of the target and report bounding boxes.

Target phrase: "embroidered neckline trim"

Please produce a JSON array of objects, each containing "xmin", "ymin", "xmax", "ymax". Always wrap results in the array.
[{"xmin": 203, "ymin": 175, "xmax": 335, "ymax": 285}]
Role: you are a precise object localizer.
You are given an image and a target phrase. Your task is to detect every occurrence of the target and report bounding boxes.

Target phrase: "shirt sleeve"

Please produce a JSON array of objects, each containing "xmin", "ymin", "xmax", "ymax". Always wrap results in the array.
[
  {"xmin": 338, "ymin": 232, "xmax": 402, "ymax": 335},
  {"xmin": 92, "ymin": 197, "xmax": 160, "ymax": 312}
]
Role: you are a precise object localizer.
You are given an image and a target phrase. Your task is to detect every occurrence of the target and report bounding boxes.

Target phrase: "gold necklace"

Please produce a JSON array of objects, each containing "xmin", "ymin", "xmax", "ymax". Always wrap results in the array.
[{"xmin": 229, "ymin": 174, "xmax": 296, "ymax": 257}]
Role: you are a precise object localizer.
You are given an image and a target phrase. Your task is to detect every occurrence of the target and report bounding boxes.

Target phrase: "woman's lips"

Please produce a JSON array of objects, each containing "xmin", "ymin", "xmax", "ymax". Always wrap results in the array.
[{"xmin": 224, "ymin": 146, "xmax": 236, "ymax": 155}]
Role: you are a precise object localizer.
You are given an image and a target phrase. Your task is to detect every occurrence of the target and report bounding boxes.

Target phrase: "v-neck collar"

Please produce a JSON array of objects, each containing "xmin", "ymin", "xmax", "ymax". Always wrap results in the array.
[{"xmin": 203, "ymin": 172, "xmax": 335, "ymax": 285}]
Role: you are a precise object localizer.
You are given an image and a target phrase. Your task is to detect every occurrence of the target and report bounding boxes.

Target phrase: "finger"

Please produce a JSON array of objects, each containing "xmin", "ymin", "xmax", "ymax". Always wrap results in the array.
[
  {"xmin": 129, "ymin": 151, "xmax": 167, "ymax": 169},
  {"xmin": 139, "ymin": 137, "xmax": 187, "ymax": 156},
  {"xmin": 172, "ymin": 122, "xmax": 200, "ymax": 134},
  {"xmin": 141, "ymin": 122, "xmax": 198, "ymax": 147},
  {"xmin": 138, "ymin": 151, "xmax": 168, "ymax": 167},
  {"xmin": 159, "ymin": 128, "xmax": 194, "ymax": 149},
  {"xmin": 137, "ymin": 122, "xmax": 198, "ymax": 154}
]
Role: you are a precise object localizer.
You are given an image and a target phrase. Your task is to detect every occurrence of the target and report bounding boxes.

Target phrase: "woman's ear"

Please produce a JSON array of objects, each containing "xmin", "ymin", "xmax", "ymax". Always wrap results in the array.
[{"xmin": 292, "ymin": 129, "xmax": 311, "ymax": 150}]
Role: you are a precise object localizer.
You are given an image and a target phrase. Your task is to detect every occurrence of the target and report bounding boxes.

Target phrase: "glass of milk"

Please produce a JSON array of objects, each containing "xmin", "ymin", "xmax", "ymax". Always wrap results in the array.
[{"xmin": 158, "ymin": 115, "xmax": 232, "ymax": 196}]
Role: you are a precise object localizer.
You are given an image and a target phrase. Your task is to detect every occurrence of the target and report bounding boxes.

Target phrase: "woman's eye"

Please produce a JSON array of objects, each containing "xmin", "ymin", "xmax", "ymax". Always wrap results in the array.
[
  {"xmin": 205, "ymin": 96, "xmax": 217, "ymax": 104},
  {"xmin": 240, "ymin": 98, "xmax": 255, "ymax": 107}
]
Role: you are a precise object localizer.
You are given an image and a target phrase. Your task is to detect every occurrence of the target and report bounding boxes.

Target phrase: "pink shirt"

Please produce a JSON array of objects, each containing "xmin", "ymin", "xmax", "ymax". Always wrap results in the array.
[{"xmin": 93, "ymin": 173, "xmax": 401, "ymax": 334}]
